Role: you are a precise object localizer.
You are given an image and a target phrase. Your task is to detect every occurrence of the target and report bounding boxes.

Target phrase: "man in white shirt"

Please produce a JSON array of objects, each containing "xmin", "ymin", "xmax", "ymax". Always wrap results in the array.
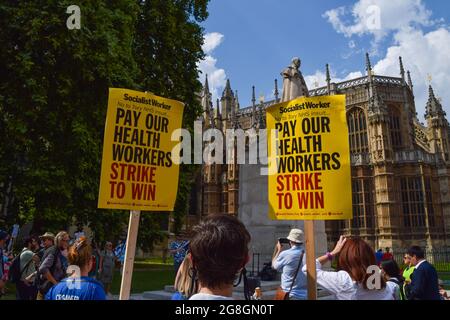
[{"xmin": 189, "ymin": 214, "xmax": 251, "ymax": 300}]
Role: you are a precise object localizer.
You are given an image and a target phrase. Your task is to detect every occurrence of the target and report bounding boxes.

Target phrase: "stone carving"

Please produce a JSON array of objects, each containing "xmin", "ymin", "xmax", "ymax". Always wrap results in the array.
[{"xmin": 281, "ymin": 57, "xmax": 309, "ymax": 101}]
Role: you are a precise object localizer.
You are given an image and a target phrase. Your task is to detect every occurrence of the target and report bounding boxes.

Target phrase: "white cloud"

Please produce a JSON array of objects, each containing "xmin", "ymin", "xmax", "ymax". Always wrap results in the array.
[
  {"xmin": 373, "ymin": 27, "xmax": 450, "ymax": 118},
  {"xmin": 198, "ymin": 32, "xmax": 227, "ymax": 102},
  {"xmin": 201, "ymin": 32, "xmax": 224, "ymax": 54},
  {"xmin": 323, "ymin": 0, "xmax": 433, "ymax": 42},
  {"xmin": 306, "ymin": 25, "xmax": 450, "ymax": 119},
  {"xmin": 304, "ymin": 69, "xmax": 364, "ymax": 89},
  {"xmin": 323, "ymin": 0, "xmax": 450, "ymax": 119},
  {"xmin": 304, "ymin": 71, "xmax": 327, "ymax": 89}
]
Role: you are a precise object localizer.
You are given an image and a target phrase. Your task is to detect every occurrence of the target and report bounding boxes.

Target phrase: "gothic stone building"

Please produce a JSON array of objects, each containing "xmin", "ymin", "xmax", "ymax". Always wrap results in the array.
[{"xmin": 188, "ymin": 54, "xmax": 450, "ymax": 250}]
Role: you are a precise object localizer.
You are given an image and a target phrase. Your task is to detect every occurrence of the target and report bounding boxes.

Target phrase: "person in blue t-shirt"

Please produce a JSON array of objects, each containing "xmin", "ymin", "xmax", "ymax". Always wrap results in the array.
[
  {"xmin": 114, "ymin": 239, "xmax": 126, "ymax": 275},
  {"xmin": 45, "ymin": 237, "xmax": 106, "ymax": 300},
  {"xmin": 375, "ymin": 249, "xmax": 384, "ymax": 266},
  {"xmin": 169, "ymin": 237, "xmax": 189, "ymax": 274}
]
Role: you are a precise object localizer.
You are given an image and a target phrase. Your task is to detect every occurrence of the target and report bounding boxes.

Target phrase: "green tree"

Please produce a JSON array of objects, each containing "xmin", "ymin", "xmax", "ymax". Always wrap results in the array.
[
  {"xmin": 133, "ymin": 0, "xmax": 208, "ymax": 238},
  {"xmin": 0, "ymin": 0, "xmax": 209, "ymax": 248}
]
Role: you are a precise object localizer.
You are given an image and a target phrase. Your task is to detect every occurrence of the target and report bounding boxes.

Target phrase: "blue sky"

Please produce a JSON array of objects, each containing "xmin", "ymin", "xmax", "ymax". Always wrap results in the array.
[{"xmin": 199, "ymin": 0, "xmax": 450, "ymax": 120}]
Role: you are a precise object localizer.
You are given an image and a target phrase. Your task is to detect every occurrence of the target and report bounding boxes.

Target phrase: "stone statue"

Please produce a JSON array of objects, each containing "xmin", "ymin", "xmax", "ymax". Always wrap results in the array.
[{"xmin": 281, "ymin": 57, "xmax": 309, "ymax": 102}]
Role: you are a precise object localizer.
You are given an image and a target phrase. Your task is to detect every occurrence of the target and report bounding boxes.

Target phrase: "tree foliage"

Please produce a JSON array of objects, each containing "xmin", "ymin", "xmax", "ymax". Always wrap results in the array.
[{"xmin": 0, "ymin": 0, "xmax": 209, "ymax": 249}]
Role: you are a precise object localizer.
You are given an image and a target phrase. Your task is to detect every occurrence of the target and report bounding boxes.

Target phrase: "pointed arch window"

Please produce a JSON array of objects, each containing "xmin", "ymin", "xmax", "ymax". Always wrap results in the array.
[
  {"xmin": 351, "ymin": 178, "xmax": 375, "ymax": 229},
  {"xmin": 348, "ymin": 108, "xmax": 369, "ymax": 153},
  {"xmin": 401, "ymin": 177, "xmax": 426, "ymax": 227},
  {"xmin": 389, "ymin": 107, "xmax": 402, "ymax": 150}
]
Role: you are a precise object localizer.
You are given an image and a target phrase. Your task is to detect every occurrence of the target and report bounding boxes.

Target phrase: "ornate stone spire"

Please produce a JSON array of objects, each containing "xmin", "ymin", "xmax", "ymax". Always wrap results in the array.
[
  {"xmin": 204, "ymin": 74, "xmax": 210, "ymax": 94},
  {"xmin": 222, "ymin": 79, "xmax": 233, "ymax": 99},
  {"xmin": 326, "ymin": 63, "xmax": 331, "ymax": 94},
  {"xmin": 252, "ymin": 85, "xmax": 257, "ymax": 127},
  {"xmin": 407, "ymin": 70, "xmax": 414, "ymax": 95},
  {"xmin": 252, "ymin": 85, "xmax": 256, "ymax": 106},
  {"xmin": 366, "ymin": 52, "xmax": 382, "ymax": 113},
  {"xmin": 425, "ymin": 85, "xmax": 446, "ymax": 119},
  {"xmin": 366, "ymin": 52, "xmax": 373, "ymax": 84},
  {"xmin": 214, "ymin": 98, "xmax": 220, "ymax": 119},
  {"xmin": 232, "ymin": 93, "xmax": 241, "ymax": 129},
  {"xmin": 201, "ymin": 74, "xmax": 212, "ymax": 125},
  {"xmin": 274, "ymin": 79, "xmax": 279, "ymax": 102},
  {"xmin": 365, "ymin": 52, "xmax": 372, "ymax": 73},
  {"xmin": 221, "ymin": 79, "xmax": 234, "ymax": 121},
  {"xmin": 399, "ymin": 56, "xmax": 405, "ymax": 82},
  {"xmin": 215, "ymin": 98, "xmax": 221, "ymax": 129}
]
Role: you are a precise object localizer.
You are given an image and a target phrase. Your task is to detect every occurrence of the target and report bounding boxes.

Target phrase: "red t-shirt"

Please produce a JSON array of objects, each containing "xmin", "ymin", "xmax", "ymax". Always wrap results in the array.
[{"xmin": 382, "ymin": 252, "xmax": 393, "ymax": 261}]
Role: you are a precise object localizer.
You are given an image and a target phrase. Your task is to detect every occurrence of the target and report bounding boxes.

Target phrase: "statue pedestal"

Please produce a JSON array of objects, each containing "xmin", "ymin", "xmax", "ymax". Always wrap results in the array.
[{"xmin": 238, "ymin": 163, "xmax": 328, "ymax": 270}]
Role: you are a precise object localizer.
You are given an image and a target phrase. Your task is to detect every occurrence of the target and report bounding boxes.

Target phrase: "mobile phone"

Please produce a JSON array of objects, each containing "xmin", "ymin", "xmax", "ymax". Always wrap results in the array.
[{"xmin": 278, "ymin": 238, "xmax": 290, "ymax": 244}]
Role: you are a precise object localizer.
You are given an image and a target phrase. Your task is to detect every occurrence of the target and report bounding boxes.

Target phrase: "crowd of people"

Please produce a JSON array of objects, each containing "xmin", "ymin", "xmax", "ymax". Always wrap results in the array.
[
  {"xmin": 0, "ymin": 229, "xmax": 121, "ymax": 300},
  {"xmin": 169, "ymin": 216, "xmax": 449, "ymax": 301},
  {"xmin": 1, "ymin": 217, "xmax": 449, "ymax": 301}
]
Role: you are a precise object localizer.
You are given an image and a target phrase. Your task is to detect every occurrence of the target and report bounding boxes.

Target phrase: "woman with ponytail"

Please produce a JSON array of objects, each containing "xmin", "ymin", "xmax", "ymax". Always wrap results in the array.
[
  {"xmin": 45, "ymin": 237, "xmax": 106, "ymax": 300},
  {"xmin": 172, "ymin": 252, "xmax": 198, "ymax": 300}
]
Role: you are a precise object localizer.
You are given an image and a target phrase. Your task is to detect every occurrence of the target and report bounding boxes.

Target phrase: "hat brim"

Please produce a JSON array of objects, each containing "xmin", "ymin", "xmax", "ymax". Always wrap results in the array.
[
  {"xmin": 39, "ymin": 235, "xmax": 55, "ymax": 240},
  {"xmin": 286, "ymin": 236, "xmax": 303, "ymax": 244}
]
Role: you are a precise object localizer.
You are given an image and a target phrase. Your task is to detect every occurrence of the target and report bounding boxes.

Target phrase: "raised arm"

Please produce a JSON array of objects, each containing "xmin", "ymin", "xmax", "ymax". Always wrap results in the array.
[
  {"xmin": 302, "ymin": 236, "xmax": 351, "ymax": 296},
  {"xmin": 271, "ymin": 242, "xmax": 283, "ymax": 270}
]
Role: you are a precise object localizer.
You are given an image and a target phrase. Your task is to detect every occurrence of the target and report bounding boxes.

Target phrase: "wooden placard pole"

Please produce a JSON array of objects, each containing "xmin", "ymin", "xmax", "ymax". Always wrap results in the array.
[
  {"xmin": 305, "ymin": 220, "xmax": 317, "ymax": 300},
  {"xmin": 119, "ymin": 210, "xmax": 141, "ymax": 300}
]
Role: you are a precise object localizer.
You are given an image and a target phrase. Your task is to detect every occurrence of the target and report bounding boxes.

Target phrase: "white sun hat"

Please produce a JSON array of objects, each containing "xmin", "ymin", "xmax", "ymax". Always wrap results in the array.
[{"xmin": 286, "ymin": 228, "xmax": 304, "ymax": 244}]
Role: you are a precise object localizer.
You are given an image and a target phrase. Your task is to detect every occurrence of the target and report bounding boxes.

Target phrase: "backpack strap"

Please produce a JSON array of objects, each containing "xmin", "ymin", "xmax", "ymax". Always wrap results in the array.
[
  {"xmin": 388, "ymin": 278, "xmax": 406, "ymax": 300},
  {"xmin": 287, "ymin": 249, "xmax": 305, "ymax": 296},
  {"xmin": 19, "ymin": 250, "xmax": 34, "ymax": 278}
]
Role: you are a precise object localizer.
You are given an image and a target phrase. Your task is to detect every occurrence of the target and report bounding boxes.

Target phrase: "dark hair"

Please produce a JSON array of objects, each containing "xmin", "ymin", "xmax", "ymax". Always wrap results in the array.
[
  {"xmin": 23, "ymin": 236, "xmax": 33, "ymax": 248},
  {"xmin": 381, "ymin": 259, "xmax": 402, "ymax": 279},
  {"xmin": 0, "ymin": 230, "xmax": 8, "ymax": 241},
  {"xmin": 407, "ymin": 246, "xmax": 425, "ymax": 259},
  {"xmin": 337, "ymin": 237, "xmax": 386, "ymax": 290},
  {"xmin": 189, "ymin": 214, "xmax": 251, "ymax": 289}
]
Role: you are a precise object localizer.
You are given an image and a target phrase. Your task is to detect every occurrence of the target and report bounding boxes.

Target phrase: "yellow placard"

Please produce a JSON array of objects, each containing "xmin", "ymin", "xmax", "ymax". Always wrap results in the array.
[
  {"xmin": 98, "ymin": 88, "xmax": 184, "ymax": 211},
  {"xmin": 266, "ymin": 95, "xmax": 352, "ymax": 220}
]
